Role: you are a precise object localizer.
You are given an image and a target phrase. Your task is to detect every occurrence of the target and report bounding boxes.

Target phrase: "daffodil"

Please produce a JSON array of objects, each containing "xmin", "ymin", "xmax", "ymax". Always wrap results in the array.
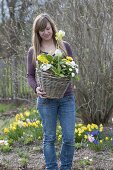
[
  {"xmin": 55, "ymin": 30, "xmax": 65, "ymax": 41},
  {"xmin": 4, "ymin": 128, "xmax": 9, "ymax": 134},
  {"xmin": 24, "ymin": 111, "xmax": 30, "ymax": 117}
]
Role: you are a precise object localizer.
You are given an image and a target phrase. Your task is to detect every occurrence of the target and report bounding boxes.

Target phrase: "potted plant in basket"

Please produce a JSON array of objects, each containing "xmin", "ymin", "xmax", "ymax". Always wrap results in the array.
[{"xmin": 36, "ymin": 30, "xmax": 78, "ymax": 98}]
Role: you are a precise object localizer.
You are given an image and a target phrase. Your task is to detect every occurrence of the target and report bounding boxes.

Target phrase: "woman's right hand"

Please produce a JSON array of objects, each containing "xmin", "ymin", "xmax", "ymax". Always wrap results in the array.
[{"xmin": 36, "ymin": 86, "xmax": 46, "ymax": 98}]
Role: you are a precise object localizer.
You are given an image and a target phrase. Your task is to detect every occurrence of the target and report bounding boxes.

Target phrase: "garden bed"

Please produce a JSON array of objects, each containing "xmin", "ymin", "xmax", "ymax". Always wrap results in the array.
[
  {"xmin": 0, "ymin": 141, "xmax": 113, "ymax": 170},
  {"xmin": 0, "ymin": 104, "xmax": 113, "ymax": 170}
]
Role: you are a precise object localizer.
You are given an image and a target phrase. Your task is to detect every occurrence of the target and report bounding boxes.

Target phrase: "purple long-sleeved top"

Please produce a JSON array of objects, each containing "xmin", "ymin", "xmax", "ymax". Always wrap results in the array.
[{"xmin": 27, "ymin": 41, "xmax": 74, "ymax": 96}]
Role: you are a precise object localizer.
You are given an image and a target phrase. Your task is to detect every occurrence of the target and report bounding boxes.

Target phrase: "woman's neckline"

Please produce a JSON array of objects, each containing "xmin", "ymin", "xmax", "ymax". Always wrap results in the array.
[{"xmin": 41, "ymin": 51, "xmax": 55, "ymax": 56}]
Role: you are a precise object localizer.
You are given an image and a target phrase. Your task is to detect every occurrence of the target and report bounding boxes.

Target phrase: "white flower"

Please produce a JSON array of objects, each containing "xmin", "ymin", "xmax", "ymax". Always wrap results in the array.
[
  {"xmin": 70, "ymin": 61, "xmax": 76, "ymax": 67},
  {"xmin": 58, "ymin": 30, "xmax": 65, "ymax": 37},
  {"xmin": 0, "ymin": 140, "xmax": 5, "ymax": 145},
  {"xmin": 40, "ymin": 64, "xmax": 52, "ymax": 71},
  {"xmin": 54, "ymin": 49, "xmax": 62, "ymax": 57},
  {"xmin": 4, "ymin": 140, "xmax": 8, "ymax": 146},
  {"xmin": 69, "ymin": 68, "xmax": 73, "ymax": 71},
  {"xmin": 84, "ymin": 156, "xmax": 89, "ymax": 160},
  {"xmin": 26, "ymin": 118, "xmax": 30, "ymax": 123},
  {"xmin": 0, "ymin": 140, "xmax": 8, "ymax": 146},
  {"xmin": 18, "ymin": 120, "xmax": 24, "ymax": 128},
  {"xmin": 87, "ymin": 135, "xmax": 95, "ymax": 142},
  {"xmin": 75, "ymin": 67, "xmax": 79, "ymax": 74},
  {"xmin": 62, "ymin": 65, "xmax": 66, "ymax": 68},
  {"xmin": 71, "ymin": 72, "xmax": 75, "ymax": 77}
]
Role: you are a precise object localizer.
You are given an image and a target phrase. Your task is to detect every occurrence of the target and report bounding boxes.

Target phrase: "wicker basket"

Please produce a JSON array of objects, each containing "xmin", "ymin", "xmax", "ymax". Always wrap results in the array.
[{"xmin": 37, "ymin": 71, "xmax": 70, "ymax": 98}]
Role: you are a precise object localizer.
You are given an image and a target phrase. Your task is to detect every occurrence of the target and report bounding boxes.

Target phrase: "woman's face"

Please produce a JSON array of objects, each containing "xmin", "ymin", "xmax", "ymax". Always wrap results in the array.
[{"xmin": 39, "ymin": 22, "xmax": 53, "ymax": 41}]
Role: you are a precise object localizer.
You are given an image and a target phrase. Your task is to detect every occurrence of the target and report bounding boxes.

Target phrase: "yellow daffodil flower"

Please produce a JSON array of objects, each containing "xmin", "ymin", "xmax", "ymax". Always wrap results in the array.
[
  {"xmin": 55, "ymin": 30, "xmax": 65, "ymax": 41},
  {"xmin": 4, "ymin": 128, "xmax": 9, "ymax": 134},
  {"xmin": 24, "ymin": 111, "xmax": 30, "ymax": 117}
]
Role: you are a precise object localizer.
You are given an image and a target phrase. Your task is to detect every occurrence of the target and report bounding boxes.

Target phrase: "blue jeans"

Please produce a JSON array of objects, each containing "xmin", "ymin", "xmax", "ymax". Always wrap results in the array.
[{"xmin": 37, "ymin": 94, "xmax": 76, "ymax": 170}]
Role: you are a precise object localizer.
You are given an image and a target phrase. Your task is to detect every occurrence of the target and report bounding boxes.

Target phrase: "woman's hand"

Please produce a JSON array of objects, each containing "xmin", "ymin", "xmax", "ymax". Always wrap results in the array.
[{"xmin": 36, "ymin": 87, "xmax": 46, "ymax": 98}]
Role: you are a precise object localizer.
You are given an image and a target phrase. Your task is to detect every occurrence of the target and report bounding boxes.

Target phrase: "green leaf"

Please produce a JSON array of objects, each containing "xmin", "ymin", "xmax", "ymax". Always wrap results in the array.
[
  {"xmin": 59, "ymin": 74, "xmax": 65, "ymax": 77},
  {"xmin": 46, "ymin": 54, "xmax": 53, "ymax": 62}
]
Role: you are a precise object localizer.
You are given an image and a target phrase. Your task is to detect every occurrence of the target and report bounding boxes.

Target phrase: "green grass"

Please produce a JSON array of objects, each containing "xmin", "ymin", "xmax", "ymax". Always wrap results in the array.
[
  {"xmin": 0, "ymin": 103, "xmax": 16, "ymax": 134},
  {"xmin": 0, "ymin": 117, "xmax": 14, "ymax": 133},
  {"xmin": 0, "ymin": 103, "xmax": 16, "ymax": 113}
]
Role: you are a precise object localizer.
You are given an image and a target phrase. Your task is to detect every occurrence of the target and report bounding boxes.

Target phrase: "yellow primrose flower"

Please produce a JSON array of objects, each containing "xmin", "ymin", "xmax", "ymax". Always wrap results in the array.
[
  {"xmin": 100, "ymin": 140, "xmax": 103, "ymax": 143},
  {"xmin": 66, "ymin": 60, "xmax": 71, "ymax": 63},
  {"xmin": 105, "ymin": 137, "xmax": 109, "ymax": 140},
  {"xmin": 4, "ymin": 128, "xmax": 9, "ymax": 134},
  {"xmin": 37, "ymin": 54, "xmax": 49, "ymax": 64},
  {"xmin": 66, "ymin": 56, "xmax": 73, "ymax": 61}
]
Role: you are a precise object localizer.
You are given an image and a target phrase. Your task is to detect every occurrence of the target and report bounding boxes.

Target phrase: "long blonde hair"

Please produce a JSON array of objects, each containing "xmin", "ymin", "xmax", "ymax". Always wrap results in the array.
[{"xmin": 32, "ymin": 13, "xmax": 67, "ymax": 61}]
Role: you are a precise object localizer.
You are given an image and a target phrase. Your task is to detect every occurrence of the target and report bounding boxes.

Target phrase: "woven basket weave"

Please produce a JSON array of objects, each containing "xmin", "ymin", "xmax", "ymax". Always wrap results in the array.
[{"xmin": 37, "ymin": 71, "xmax": 70, "ymax": 98}]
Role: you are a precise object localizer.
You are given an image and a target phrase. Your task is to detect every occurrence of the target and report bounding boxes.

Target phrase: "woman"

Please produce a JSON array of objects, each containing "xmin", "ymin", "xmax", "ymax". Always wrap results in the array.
[{"xmin": 27, "ymin": 13, "xmax": 76, "ymax": 170}]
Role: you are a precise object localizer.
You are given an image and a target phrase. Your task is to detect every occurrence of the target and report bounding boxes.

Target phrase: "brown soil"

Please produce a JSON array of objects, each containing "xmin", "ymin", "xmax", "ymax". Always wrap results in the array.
[
  {"xmin": 0, "ymin": 141, "xmax": 113, "ymax": 170},
  {"xmin": 1, "ymin": 109, "xmax": 113, "ymax": 170}
]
